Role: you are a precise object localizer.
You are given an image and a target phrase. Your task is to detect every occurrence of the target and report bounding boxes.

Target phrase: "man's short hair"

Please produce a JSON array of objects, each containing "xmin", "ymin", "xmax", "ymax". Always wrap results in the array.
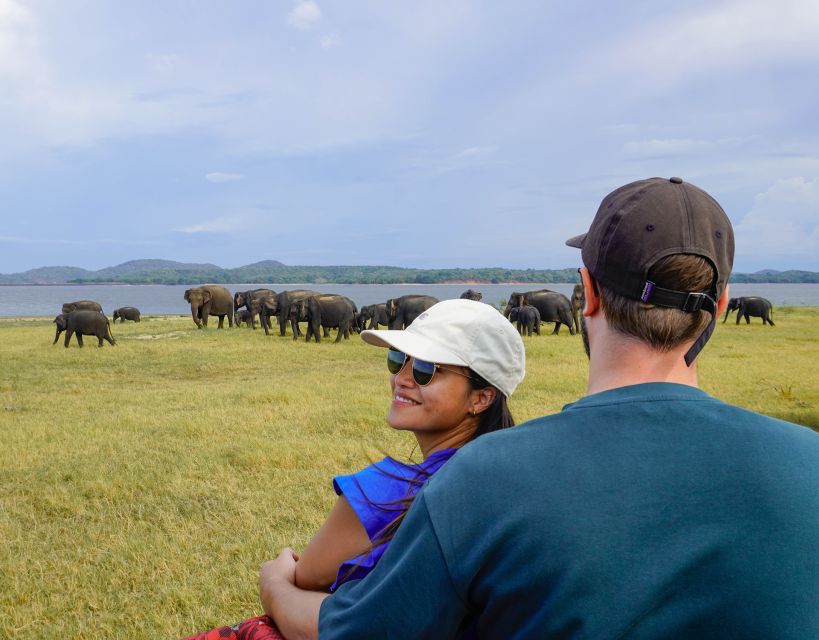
[{"xmin": 600, "ymin": 254, "xmax": 715, "ymax": 351}]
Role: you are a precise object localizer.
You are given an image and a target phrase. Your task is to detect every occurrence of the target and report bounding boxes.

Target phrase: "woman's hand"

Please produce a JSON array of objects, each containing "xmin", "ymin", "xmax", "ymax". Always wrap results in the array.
[
  {"xmin": 259, "ymin": 548, "xmax": 327, "ymax": 640},
  {"xmin": 259, "ymin": 548, "xmax": 299, "ymax": 615}
]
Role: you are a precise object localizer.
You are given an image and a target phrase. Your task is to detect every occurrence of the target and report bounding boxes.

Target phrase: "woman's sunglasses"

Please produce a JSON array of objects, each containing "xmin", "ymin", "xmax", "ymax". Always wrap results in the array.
[{"xmin": 387, "ymin": 348, "xmax": 471, "ymax": 387}]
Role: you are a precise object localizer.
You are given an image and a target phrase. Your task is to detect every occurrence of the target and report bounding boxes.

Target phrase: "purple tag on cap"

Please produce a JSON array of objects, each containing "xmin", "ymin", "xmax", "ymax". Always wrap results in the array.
[{"xmin": 641, "ymin": 281, "xmax": 655, "ymax": 302}]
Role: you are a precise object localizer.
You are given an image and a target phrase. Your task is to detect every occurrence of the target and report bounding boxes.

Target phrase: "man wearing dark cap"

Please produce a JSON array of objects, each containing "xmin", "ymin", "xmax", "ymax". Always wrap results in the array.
[{"xmin": 259, "ymin": 178, "xmax": 819, "ymax": 639}]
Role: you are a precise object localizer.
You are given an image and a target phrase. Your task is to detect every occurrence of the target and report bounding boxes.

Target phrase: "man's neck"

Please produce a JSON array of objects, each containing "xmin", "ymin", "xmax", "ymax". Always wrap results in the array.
[{"xmin": 586, "ymin": 321, "xmax": 700, "ymax": 396}]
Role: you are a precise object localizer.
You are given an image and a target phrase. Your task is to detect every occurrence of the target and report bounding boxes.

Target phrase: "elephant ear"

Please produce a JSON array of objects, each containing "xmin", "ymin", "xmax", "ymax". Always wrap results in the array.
[
  {"xmin": 203, "ymin": 290, "xmax": 212, "ymax": 303},
  {"xmin": 184, "ymin": 289, "xmax": 191, "ymax": 302}
]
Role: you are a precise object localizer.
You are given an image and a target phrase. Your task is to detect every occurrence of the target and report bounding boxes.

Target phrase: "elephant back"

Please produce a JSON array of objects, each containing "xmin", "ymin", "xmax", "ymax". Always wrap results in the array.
[
  {"xmin": 200, "ymin": 285, "xmax": 233, "ymax": 314},
  {"xmin": 62, "ymin": 300, "xmax": 103, "ymax": 314}
]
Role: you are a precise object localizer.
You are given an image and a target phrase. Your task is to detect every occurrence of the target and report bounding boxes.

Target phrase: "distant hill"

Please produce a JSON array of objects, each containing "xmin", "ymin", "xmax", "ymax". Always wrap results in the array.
[
  {"xmin": 95, "ymin": 259, "xmax": 224, "ymax": 276},
  {"xmin": 0, "ymin": 260, "xmax": 817, "ymax": 285}
]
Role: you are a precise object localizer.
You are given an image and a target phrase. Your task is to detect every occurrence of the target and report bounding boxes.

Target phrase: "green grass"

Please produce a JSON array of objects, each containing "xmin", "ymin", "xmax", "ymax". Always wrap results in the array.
[{"xmin": 1, "ymin": 310, "xmax": 818, "ymax": 638}]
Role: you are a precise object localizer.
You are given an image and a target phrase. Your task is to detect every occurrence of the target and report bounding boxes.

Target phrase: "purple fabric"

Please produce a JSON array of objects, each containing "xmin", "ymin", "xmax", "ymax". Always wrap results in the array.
[{"xmin": 330, "ymin": 448, "xmax": 456, "ymax": 591}]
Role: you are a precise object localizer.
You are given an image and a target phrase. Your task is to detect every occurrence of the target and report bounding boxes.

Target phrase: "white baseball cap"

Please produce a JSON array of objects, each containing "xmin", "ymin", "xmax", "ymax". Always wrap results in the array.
[{"xmin": 360, "ymin": 299, "xmax": 525, "ymax": 397}]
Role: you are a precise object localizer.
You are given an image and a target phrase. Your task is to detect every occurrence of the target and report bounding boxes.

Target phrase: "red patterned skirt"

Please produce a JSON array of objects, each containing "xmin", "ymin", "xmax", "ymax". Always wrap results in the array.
[{"xmin": 182, "ymin": 615, "xmax": 285, "ymax": 640}]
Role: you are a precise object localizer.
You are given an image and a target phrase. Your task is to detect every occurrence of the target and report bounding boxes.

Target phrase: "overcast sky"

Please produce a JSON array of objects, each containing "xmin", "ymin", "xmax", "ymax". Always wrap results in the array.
[{"xmin": 1, "ymin": 0, "xmax": 818, "ymax": 273}]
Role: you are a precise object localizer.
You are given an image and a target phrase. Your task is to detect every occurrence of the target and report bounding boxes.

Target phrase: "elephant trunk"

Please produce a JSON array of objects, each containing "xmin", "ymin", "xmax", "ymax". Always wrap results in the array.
[{"xmin": 191, "ymin": 304, "xmax": 202, "ymax": 328}]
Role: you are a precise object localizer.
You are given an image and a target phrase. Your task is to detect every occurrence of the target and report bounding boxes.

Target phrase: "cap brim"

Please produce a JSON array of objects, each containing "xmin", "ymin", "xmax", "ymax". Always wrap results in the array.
[
  {"xmin": 360, "ymin": 329, "xmax": 469, "ymax": 367},
  {"xmin": 565, "ymin": 233, "xmax": 586, "ymax": 248}
]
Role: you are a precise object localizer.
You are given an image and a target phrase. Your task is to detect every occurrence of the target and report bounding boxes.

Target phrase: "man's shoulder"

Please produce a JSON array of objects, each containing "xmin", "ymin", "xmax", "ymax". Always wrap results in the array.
[{"xmin": 443, "ymin": 385, "xmax": 819, "ymax": 478}]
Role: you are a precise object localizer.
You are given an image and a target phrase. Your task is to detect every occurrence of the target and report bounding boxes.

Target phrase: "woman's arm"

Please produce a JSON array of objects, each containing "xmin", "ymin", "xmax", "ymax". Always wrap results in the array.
[
  {"xmin": 294, "ymin": 495, "xmax": 371, "ymax": 591},
  {"xmin": 260, "ymin": 549, "xmax": 327, "ymax": 640}
]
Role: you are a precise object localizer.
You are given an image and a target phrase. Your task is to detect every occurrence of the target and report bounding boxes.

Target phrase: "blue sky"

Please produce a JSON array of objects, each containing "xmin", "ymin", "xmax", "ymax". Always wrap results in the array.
[{"xmin": 1, "ymin": 0, "xmax": 818, "ymax": 273}]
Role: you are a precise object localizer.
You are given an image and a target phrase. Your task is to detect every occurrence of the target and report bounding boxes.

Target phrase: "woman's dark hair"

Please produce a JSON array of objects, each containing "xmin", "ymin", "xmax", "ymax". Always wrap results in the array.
[
  {"xmin": 468, "ymin": 370, "xmax": 515, "ymax": 438},
  {"xmin": 335, "ymin": 371, "xmax": 514, "ymax": 588}
]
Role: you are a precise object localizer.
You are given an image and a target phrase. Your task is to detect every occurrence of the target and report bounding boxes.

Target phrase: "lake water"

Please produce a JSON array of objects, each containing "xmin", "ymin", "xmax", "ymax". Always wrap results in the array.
[{"xmin": 1, "ymin": 283, "xmax": 818, "ymax": 317}]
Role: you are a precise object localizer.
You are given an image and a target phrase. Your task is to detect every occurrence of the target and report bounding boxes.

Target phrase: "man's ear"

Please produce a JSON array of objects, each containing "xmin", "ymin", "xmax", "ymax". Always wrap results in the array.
[
  {"xmin": 579, "ymin": 267, "xmax": 600, "ymax": 317},
  {"xmin": 716, "ymin": 285, "xmax": 730, "ymax": 317}
]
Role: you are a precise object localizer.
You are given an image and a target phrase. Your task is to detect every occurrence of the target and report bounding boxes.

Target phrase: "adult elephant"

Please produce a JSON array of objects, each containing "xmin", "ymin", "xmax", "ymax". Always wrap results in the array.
[
  {"xmin": 723, "ymin": 296, "xmax": 775, "ymax": 326},
  {"xmin": 509, "ymin": 305, "xmax": 541, "ymax": 336},
  {"xmin": 359, "ymin": 303, "xmax": 389, "ymax": 330},
  {"xmin": 570, "ymin": 284, "xmax": 584, "ymax": 334},
  {"xmin": 62, "ymin": 300, "xmax": 102, "ymax": 314},
  {"xmin": 504, "ymin": 289, "xmax": 575, "ymax": 335},
  {"xmin": 112, "ymin": 306, "xmax": 141, "ymax": 323},
  {"xmin": 266, "ymin": 289, "xmax": 322, "ymax": 337},
  {"xmin": 53, "ymin": 311, "xmax": 115, "ymax": 348},
  {"xmin": 183, "ymin": 285, "xmax": 233, "ymax": 329},
  {"xmin": 385, "ymin": 295, "xmax": 439, "ymax": 329},
  {"xmin": 234, "ymin": 289, "xmax": 277, "ymax": 330},
  {"xmin": 292, "ymin": 294, "xmax": 356, "ymax": 343},
  {"xmin": 460, "ymin": 289, "xmax": 483, "ymax": 301}
]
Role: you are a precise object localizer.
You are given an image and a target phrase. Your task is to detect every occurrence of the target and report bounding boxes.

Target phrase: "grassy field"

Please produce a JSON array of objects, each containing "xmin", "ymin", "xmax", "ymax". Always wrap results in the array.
[{"xmin": 1, "ymin": 309, "xmax": 818, "ymax": 638}]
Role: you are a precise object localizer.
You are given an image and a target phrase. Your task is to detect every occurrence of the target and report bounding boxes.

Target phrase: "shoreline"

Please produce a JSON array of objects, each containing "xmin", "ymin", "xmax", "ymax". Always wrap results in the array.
[{"xmin": 0, "ymin": 281, "xmax": 582, "ymax": 287}]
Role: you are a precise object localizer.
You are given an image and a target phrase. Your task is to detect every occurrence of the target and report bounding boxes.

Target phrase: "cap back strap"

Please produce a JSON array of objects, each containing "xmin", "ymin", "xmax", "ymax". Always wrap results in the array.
[{"xmin": 640, "ymin": 281, "xmax": 717, "ymax": 366}]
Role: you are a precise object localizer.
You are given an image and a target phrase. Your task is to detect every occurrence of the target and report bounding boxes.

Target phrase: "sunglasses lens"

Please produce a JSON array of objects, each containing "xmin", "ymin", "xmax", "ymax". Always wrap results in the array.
[
  {"xmin": 387, "ymin": 349, "xmax": 407, "ymax": 375},
  {"xmin": 412, "ymin": 359, "xmax": 436, "ymax": 386}
]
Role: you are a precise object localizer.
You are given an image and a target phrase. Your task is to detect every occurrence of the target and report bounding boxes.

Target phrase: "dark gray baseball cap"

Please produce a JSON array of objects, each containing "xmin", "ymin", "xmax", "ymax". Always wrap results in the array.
[{"xmin": 566, "ymin": 177, "xmax": 735, "ymax": 365}]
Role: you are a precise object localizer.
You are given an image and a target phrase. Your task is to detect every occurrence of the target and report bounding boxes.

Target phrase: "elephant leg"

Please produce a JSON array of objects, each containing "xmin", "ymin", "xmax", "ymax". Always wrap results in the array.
[
  {"xmin": 323, "ymin": 327, "xmax": 330, "ymax": 338},
  {"xmin": 76, "ymin": 333, "xmax": 84, "ymax": 348},
  {"xmin": 768, "ymin": 314, "xmax": 775, "ymax": 326},
  {"xmin": 53, "ymin": 328, "xmax": 61, "ymax": 344},
  {"xmin": 744, "ymin": 314, "xmax": 750, "ymax": 324},
  {"xmin": 552, "ymin": 323, "xmax": 560, "ymax": 335},
  {"xmin": 98, "ymin": 334, "xmax": 104, "ymax": 347},
  {"xmin": 64, "ymin": 329, "xmax": 74, "ymax": 348},
  {"xmin": 334, "ymin": 324, "xmax": 343, "ymax": 343}
]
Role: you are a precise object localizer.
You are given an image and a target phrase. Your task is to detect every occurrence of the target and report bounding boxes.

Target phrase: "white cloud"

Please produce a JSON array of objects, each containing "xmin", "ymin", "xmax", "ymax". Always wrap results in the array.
[
  {"xmin": 288, "ymin": 1, "xmax": 322, "ymax": 30},
  {"xmin": 176, "ymin": 215, "xmax": 248, "ymax": 234},
  {"xmin": 593, "ymin": 0, "xmax": 819, "ymax": 85},
  {"xmin": 409, "ymin": 145, "xmax": 502, "ymax": 175},
  {"xmin": 205, "ymin": 172, "xmax": 244, "ymax": 183},
  {"xmin": 623, "ymin": 138, "xmax": 714, "ymax": 158},
  {"xmin": 0, "ymin": 0, "xmax": 38, "ymax": 78},
  {"xmin": 146, "ymin": 53, "xmax": 179, "ymax": 74},
  {"xmin": 734, "ymin": 177, "xmax": 819, "ymax": 266},
  {"xmin": 320, "ymin": 34, "xmax": 339, "ymax": 49},
  {"xmin": 454, "ymin": 146, "xmax": 497, "ymax": 159}
]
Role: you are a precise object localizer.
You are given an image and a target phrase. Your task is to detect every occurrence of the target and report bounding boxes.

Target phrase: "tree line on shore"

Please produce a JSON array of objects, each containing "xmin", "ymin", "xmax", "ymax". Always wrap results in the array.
[{"xmin": 2, "ymin": 259, "xmax": 817, "ymax": 285}]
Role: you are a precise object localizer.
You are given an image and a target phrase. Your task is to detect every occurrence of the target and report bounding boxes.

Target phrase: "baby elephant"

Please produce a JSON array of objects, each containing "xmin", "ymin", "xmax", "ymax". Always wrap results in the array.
[
  {"xmin": 235, "ymin": 309, "xmax": 252, "ymax": 327},
  {"xmin": 112, "ymin": 306, "xmax": 141, "ymax": 323},
  {"xmin": 53, "ymin": 311, "xmax": 116, "ymax": 348},
  {"xmin": 509, "ymin": 305, "xmax": 541, "ymax": 336}
]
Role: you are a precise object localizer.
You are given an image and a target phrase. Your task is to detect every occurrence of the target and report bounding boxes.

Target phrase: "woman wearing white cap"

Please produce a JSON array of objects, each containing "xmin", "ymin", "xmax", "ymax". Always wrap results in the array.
[{"xmin": 184, "ymin": 299, "xmax": 525, "ymax": 640}]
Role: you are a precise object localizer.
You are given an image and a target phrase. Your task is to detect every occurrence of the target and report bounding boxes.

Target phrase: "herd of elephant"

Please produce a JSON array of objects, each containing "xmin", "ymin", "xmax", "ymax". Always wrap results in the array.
[
  {"xmin": 181, "ymin": 285, "xmax": 584, "ymax": 342},
  {"xmin": 49, "ymin": 289, "xmax": 776, "ymax": 348}
]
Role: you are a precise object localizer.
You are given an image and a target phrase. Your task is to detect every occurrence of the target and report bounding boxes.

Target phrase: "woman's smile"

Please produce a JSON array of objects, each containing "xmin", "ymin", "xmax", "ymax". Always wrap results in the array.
[{"xmin": 392, "ymin": 393, "xmax": 420, "ymax": 407}]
